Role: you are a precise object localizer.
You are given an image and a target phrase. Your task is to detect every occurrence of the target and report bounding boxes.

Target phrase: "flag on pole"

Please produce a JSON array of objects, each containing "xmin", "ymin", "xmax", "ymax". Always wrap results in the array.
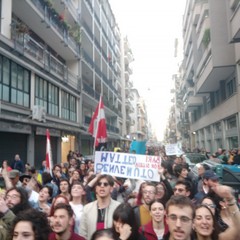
[
  {"xmin": 46, "ymin": 129, "xmax": 53, "ymax": 174},
  {"xmin": 88, "ymin": 96, "xmax": 107, "ymax": 147}
]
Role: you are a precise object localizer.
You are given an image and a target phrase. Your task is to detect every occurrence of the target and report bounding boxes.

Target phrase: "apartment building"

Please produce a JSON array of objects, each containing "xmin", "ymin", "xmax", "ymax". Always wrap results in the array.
[
  {"xmin": 0, "ymin": 0, "xmax": 138, "ymax": 167},
  {"xmin": 129, "ymin": 89, "xmax": 148, "ymax": 141},
  {"xmin": 178, "ymin": 0, "xmax": 240, "ymax": 152}
]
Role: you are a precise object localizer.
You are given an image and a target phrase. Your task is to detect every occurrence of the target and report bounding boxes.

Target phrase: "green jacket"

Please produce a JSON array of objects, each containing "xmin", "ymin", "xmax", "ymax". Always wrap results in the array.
[{"xmin": 0, "ymin": 210, "xmax": 15, "ymax": 240}]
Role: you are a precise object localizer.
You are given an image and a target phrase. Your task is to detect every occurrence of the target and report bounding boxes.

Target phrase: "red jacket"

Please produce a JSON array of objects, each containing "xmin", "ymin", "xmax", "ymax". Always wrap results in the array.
[
  {"xmin": 48, "ymin": 232, "xmax": 85, "ymax": 240},
  {"xmin": 139, "ymin": 219, "xmax": 168, "ymax": 240}
]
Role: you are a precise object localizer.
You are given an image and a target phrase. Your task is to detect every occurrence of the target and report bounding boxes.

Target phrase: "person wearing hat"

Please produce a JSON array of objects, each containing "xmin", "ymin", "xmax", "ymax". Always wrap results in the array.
[
  {"xmin": 193, "ymin": 170, "xmax": 219, "ymax": 204},
  {"xmin": 203, "ymin": 170, "xmax": 219, "ymax": 188},
  {"xmin": 19, "ymin": 174, "xmax": 31, "ymax": 188},
  {"xmin": 8, "ymin": 170, "xmax": 22, "ymax": 188}
]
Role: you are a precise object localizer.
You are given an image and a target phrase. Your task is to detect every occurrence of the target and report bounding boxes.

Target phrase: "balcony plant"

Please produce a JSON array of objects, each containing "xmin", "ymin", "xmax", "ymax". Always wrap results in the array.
[
  {"xmin": 69, "ymin": 24, "xmax": 81, "ymax": 43},
  {"xmin": 45, "ymin": 0, "xmax": 53, "ymax": 8},
  {"xmin": 202, "ymin": 28, "xmax": 211, "ymax": 48},
  {"xmin": 12, "ymin": 21, "xmax": 29, "ymax": 35}
]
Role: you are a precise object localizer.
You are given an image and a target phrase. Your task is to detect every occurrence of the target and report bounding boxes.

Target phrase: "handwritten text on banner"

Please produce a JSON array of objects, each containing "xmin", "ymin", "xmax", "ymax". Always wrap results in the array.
[{"xmin": 94, "ymin": 151, "xmax": 161, "ymax": 182}]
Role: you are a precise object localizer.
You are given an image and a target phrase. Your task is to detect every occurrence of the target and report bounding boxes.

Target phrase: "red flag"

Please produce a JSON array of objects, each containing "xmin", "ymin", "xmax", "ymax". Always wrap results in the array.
[
  {"xmin": 88, "ymin": 96, "xmax": 107, "ymax": 147},
  {"xmin": 46, "ymin": 129, "xmax": 53, "ymax": 174}
]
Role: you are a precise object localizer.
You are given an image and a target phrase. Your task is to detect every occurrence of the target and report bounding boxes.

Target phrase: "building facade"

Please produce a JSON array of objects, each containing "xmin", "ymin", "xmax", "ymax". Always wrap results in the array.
[
  {"xmin": 0, "ymin": 0, "xmax": 147, "ymax": 168},
  {"xmin": 176, "ymin": 0, "xmax": 240, "ymax": 153}
]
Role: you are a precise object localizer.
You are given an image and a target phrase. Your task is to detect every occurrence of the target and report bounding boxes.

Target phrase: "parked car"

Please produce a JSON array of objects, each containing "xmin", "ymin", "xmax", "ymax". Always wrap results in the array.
[
  {"xmin": 182, "ymin": 152, "xmax": 208, "ymax": 169},
  {"xmin": 191, "ymin": 160, "xmax": 240, "ymax": 201}
]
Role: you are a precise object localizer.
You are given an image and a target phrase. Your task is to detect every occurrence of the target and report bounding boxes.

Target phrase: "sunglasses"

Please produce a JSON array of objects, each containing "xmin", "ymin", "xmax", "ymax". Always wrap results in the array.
[
  {"xmin": 97, "ymin": 182, "xmax": 109, "ymax": 187},
  {"xmin": 173, "ymin": 188, "xmax": 185, "ymax": 192}
]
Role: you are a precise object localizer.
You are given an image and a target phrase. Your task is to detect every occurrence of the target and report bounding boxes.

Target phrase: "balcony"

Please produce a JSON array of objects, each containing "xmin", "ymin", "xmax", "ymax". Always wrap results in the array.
[
  {"xmin": 184, "ymin": 96, "xmax": 203, "ymax": 112},
  {"xmin": 197, "ymin": 19, "xmax": 210, "ymax": 49},
  {"xmin": 229, "ymin": 1, "xmax": 240, "ymax": 42},
  {"xmin": 114, "ymin": 26, "xmax": 120, "ymax": 41},
  {"xmin": 183, "ymin": 87, "xmax": 194, "ymax": 102},
  {"xmin": 64, "ymin": 0, "xmax": 80, "ymax": 22},
  {"xmin": 127, "ymin": 66, "xmax": 133, "ymax": 75},
  {"xmin": 12, "ymin": 0, "xmax": 80, "ymax": 60},
  {"xmin": 107, "ymin": 124, "xmax": 119, "ymax": 134},
  {"xmin": 193, "ymin": 1, "xmax": 201, "ymax": 25},
  {"xmin": 125, "ymin": 71, "xmax": 129, "ymax": 81},
  {"xmin": 11, "ymin": 30, "xmax": 79, "ymax": 89},
  {"xmin": 125, "ymin": 99, "xmax": 134, "ymax": 113},
  {"xmin": 196, "ymin": 48, "xmax": 235, "ymax": 93},
  {"xmin": 82, "ymin": 49, "xmax": 94, "ymax": 68},
  {"xmin": 114, "ymin": 44, "xmax": 121, "ymax": 57},
  {"xmin": 124, "ymin": 52, "xmax": 133, "ymax": 65}
]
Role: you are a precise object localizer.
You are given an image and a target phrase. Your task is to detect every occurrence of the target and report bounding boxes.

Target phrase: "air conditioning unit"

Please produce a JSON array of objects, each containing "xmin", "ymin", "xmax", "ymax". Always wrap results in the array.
[{"xmin": 32, "ymin": 105, "xmax": 46, "ymax": 122}]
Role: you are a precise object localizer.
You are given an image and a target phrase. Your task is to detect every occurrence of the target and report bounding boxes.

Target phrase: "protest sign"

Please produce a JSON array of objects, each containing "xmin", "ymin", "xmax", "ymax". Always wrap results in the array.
[
  {"xmin": 165, "ymin": 143, "xmax": 184, "ymax": 156},
  {"xmin": 94, "ymin": 151, "xmax": 161, "ymax": 182}
]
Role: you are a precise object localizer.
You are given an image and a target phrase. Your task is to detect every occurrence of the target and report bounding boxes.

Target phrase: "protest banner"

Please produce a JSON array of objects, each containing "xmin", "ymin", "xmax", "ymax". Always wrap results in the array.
[
  {"xmin": 94, "ymin": 151, "xmax": 161, "ymax": 182},
  {"xmin": 165, "ymin": 142, "xmax": 184, "ymax": 156}
]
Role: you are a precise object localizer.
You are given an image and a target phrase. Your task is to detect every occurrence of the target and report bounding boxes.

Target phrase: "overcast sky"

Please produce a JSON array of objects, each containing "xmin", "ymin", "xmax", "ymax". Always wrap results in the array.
[{"xmin": 109, "ymin": 0, "xmax": 187, "ymax": 140}]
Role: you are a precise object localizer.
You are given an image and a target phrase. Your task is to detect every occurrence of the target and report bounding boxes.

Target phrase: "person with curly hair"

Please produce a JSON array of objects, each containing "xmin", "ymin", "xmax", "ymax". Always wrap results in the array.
[{"xmin": 9, "ymin": 208, "xmax": 51, "ymax": 240}]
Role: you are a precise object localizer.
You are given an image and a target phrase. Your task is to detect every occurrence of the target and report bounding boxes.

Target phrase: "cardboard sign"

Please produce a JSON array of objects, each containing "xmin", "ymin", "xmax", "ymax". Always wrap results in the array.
[{"xmin": 94, "ymin": 151, "xmax": 161, "ymax": 182}]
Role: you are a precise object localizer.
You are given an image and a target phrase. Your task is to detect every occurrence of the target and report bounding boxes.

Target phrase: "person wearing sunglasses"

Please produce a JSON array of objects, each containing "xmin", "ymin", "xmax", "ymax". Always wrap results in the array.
[
  {"xmin": 79, "ymin": 174, "xmax": 120, "ymax": 240},
  {"xmin": 173, "ymin": 180, "xmax": 192, "ymax": 198}
]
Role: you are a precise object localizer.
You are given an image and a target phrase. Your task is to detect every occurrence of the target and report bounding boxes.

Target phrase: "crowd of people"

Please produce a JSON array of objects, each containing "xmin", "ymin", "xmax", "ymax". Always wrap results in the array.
[{"xmin": 0, "ymin": 148, "xmax": 239, "ymax": 240}]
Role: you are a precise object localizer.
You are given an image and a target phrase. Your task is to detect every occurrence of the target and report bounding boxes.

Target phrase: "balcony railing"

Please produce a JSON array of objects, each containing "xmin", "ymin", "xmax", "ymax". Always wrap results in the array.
[
  {"xmin": 107, "ymin": 124, "xmax": 119, "ymax": 134},
  {"xmin": 61, "ymin": 0, "xmax": 80, "ymax": 22},
  {"xmin": 82, "ymin": 20, "xmax": 93, "ymax": 40},
  {"xmin": 83, "ymin": 81, "xmax": 95, "ymax": 98},
  {"xmin": 30, "ymin": 0, "xmax": 80, "ymax": 54},
  {"xmin": 82, "ymin": 50, "xmax": 94, "ymax": 68}
]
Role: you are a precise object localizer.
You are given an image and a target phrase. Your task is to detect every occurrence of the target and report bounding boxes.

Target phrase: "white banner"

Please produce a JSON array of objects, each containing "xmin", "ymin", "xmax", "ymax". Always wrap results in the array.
[
  {"xmin": 165, "ymin": 143, "xmax": 184, "ymax": 156},
  {"xmin": 94, "ymin": 151, "xmax": 161, "ymax": 182}
]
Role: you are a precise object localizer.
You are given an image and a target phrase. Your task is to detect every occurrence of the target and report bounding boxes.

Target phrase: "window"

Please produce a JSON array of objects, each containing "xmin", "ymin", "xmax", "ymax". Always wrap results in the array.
[
  {"xmin": 35, "ymin": 76, "xmax": 59, "ymax": 116},
  {"xmin": 228, "ymin": 136, "xmax": 238, "ymax": 149},
  {"xmin": 0, "ymin": 55, "xmax": 30, "ymax": 107},
  {"xmin": 48, "ymin": 83, "xmax": 58, "ymax": 116},
  {"xmin": 11, "ymin": 63, "xmax": 30, "ymax": 107},
  {"xmin": 226, "ymin": 78, "xmax": 236, "ymax": 98},
  {"xmin": 61, "ymin": 91, "xmax": 76, "ymax": 121},
  {"xmin": 215, "ymin": 122, "xmax": 221, "ymax": 133},
  {"xmin": 214, "ymin": 90, "xmax": 220, "ymax": 106},
  {"xmin": 226, "ymin": 116, "xmax": 237, "ymax": 129}
]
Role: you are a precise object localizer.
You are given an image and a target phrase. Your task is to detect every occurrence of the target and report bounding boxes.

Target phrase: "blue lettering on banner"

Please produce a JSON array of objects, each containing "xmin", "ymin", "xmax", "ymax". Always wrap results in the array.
[
  {"xmin": 100, "ymin": 153, "xmax": 108, "ymax": 162},
  {"xmin": 127, "ymin": 167, "xmax": 132, "ymax": 176},
  {"xmin": 100, "ymin": 152, "xmax": 136, "ymax": 165},
  {"xmin": 95, "ymin": 151, "xmax": 158, "ymax": 181},
  {"xmin": 134, "ymin": 168, "xmax": 139, "ymax": 176}
]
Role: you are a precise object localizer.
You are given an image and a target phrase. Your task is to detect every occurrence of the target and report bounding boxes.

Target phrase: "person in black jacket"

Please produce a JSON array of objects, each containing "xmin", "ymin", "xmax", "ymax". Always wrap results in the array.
[
  {"xmin": 233, "ymin": 148, "xmax": 240, "ymax": 165},
  {"xmin": 11, "ymin": 154, "xmax": 25, "ymax": 174},
  {"xmin": 112, "ymin": 203, "xmax": 145, "ymax": 240}
]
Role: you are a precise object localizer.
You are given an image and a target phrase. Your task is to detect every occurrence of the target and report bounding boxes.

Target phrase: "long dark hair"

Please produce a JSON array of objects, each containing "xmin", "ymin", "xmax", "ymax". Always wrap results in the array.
[
  {"xmin": 91, "ymin": 228, "xmax": 114, "ymax": 240},
  {"xmin": 9, "ymin": 208, "xmax": 51, "ymax": 240},
  {"xmin": 112, "ymin": 203, "xmax": 140, "ymax": 240},
  {"xmin": 6, "ymin": 187, "xmax": 31, "ymax": 215},
  {"xmin": 194, "ymin": 204, "xmax": 220, "ymax": 240}
]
